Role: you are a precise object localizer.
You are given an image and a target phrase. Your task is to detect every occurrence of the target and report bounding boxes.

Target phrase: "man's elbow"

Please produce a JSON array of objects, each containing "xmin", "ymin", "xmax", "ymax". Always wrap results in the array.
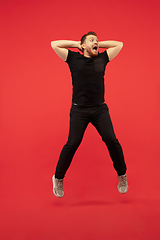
[
  {"xmin": 120, "ymin": 42, "xmax": 123, "ymax": 49},
  {"xmin": 51, "ymin": 41, "xmax": 56, "ymax": 49}
]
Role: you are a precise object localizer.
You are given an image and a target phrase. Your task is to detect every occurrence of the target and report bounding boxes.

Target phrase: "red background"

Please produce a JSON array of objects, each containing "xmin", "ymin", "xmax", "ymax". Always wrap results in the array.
[{"xmin": 1, "ymin": 0, "xmax": 160, "ymax": 239}]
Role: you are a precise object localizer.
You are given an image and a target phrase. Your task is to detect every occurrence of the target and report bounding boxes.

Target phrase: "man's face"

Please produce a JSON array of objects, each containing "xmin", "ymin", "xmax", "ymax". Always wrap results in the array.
[{"xmin": 82, "ymin": 35, "xmax": 99, "ymax": 57}]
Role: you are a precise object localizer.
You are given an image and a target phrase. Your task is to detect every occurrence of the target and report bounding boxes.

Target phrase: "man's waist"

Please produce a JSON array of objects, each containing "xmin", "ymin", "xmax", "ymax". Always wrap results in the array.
[{"xmin": 73, "ymin": 102, "xmax": 104, "ymax": 107}]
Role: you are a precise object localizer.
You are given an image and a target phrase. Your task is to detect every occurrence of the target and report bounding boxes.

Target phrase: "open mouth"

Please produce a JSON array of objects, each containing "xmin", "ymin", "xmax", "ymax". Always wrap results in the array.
[
  {"xmin": 92, "ymin": 46, "xmax": 98, "ymax": 52},
  {"xmin": 93, "ymin": 46, "xmax": 98, "ymax": 50}
]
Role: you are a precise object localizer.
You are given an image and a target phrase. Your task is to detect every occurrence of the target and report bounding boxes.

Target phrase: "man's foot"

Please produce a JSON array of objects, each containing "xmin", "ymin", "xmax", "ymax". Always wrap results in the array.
[
  {"xmin": 52, "ymin": 175, "xmax": 64, "ymax": 198},
  {"xmin": 117, "ymin": 174, "xmax": 128, "ymax": 194}
]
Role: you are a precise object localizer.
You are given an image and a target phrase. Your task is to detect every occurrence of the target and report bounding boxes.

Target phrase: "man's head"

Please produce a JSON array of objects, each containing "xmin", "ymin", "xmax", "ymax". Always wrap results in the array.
[{"xmin": 80, "ymin": 31, "xmax": 99, "ymax": 58}]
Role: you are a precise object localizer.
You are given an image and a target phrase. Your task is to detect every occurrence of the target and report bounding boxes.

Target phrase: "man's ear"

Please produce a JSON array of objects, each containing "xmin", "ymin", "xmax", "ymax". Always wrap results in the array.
[{"xmin": 82, "ymin": 43, "xmax": 85, "ymax": 50}]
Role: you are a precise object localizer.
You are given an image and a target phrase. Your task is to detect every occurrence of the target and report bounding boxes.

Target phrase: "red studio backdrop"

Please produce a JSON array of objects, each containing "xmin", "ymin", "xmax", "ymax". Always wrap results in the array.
[{"xmin": 0, "ymin": 0, "xmax": 160, "ymax": 239}]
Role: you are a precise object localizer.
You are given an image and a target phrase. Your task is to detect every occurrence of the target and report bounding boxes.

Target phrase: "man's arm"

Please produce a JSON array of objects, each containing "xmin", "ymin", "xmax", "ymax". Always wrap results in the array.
[
  {"xmin": 51, "ymin": 40, "xmax": 81, "ymax": 61},
  {"xmin": 98, "ymin": 41, "xmax": 123, "ymax": 61}
]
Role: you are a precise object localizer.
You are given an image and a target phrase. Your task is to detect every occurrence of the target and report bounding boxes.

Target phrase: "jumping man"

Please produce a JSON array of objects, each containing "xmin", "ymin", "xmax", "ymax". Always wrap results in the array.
[{"xmin": 51, "ymin": 31, "xmax": 128, "ymax": 198}]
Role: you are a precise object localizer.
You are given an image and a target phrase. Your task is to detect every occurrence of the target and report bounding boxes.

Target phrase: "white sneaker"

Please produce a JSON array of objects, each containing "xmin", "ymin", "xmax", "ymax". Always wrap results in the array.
[
  {"xmin": 52, "ymin": 175, "xmax": 64, "ymax": 198},
  {"xmin": 117, "ymin": 174, "xmax": 128, "ymax": 194}
]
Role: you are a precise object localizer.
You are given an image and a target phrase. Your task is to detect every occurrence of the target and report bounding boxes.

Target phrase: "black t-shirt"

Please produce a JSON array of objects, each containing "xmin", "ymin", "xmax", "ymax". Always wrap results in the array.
[{"xmin": 66, "ymin": 50, "xmax": 109, "ymax": 107}]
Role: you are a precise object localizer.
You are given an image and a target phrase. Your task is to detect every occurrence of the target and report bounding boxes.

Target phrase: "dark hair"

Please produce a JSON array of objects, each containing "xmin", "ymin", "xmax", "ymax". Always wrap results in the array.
[{"xmin": 80, "ymin": 31, "xmax": 97, "ymax": 45}]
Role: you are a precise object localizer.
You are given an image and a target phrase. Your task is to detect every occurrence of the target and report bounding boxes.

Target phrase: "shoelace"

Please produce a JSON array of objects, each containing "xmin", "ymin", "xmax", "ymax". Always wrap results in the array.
[
  {"xmin": 56, "ymin": 179, "xmax": 63, "ymax": 190},
  {"xmin": 119, "ymin": 175, "xmax": 127, "ymax": 186}
]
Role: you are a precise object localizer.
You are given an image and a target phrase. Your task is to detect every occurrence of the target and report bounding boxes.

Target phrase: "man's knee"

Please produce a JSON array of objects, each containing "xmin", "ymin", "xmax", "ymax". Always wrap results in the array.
[
  {"xmin": 66, "ymin": 137, "xmax": 82, "ymax": 150},
  {"xmin": 102, "ymin": 135, "xmax": 119, "ymax": 147}
]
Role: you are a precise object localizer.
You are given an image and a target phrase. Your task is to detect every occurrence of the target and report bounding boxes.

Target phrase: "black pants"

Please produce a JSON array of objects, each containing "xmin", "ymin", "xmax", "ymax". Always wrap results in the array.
[{"xmin": 55, "ymin": 103, "xmax": 127, "ymax": 179}]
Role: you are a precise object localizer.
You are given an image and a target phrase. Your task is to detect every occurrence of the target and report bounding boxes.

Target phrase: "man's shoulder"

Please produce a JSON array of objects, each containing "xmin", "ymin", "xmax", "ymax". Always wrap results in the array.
[
  {"xmin": 98, "ymin": 50, "xmax": 107, "ymax": 56},
  {"xmin": 98, "ymin": 50, "xmax": 110, "ymax": 63},
  {"xmin": 66, "ymin": 50, "xmax": 83, "ymax": 63},
  {"xmin": 68, "ymin": 50, "xmax": 81, "ymax": 56}
]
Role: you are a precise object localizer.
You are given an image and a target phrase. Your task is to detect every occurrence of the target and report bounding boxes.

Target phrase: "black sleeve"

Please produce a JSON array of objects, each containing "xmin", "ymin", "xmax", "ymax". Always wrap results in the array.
[
  {"xmin": 65, "ymin": 50, "xmax": 75, "ymax": 64},
  {"xmin": 101, "ymin": 50, "xmax": 110, "ymax": 65}
]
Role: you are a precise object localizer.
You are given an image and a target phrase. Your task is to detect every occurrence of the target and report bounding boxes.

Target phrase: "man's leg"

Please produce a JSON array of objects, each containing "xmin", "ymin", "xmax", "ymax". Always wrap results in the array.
[
  {"xmin": 91, "ymin": 103, "xmax": 128, "ymax": 193},
  {"xmin": 53, "ymin": 105, "xmax": 89, "ymax": 197}
]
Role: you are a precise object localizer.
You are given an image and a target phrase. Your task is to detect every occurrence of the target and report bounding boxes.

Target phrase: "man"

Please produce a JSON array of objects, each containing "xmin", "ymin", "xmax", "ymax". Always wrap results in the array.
[{"xmin": 51, "ymin": 31, "xmax": 128, "ymax": 198}]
